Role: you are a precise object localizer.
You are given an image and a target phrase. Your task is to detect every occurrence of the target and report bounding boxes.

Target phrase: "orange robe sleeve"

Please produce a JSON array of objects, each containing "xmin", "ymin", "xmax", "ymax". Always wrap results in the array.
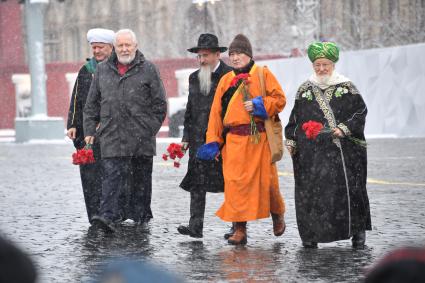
[{"xmin": 261, "ymin": 67, "xmax": 286, "ymax": 118}]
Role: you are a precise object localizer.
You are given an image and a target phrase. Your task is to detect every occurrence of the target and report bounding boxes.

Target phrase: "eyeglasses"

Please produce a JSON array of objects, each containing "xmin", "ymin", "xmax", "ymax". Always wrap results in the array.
[{"xmin": 313, "ymin": 63, "xmax": 333, "ymax": 69}]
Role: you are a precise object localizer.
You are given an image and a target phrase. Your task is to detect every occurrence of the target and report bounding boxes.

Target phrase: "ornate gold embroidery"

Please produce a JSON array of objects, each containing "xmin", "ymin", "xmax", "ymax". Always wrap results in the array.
[
  {"xmin": 338, "ymin": 123, "xmax": 351, "ymax": 136},
  {"xmin": 285, "ymin": 139, "xmax": 297, "ymax": 147},
  {"xmin": 311, "ymin": 85, "xmax": 337, "ymax": 128},
  {"xmin": 295, "ymin": 81, "xmax": 313, "ymax": 100},
  {"xmin": 341, "ymin": 81, "xmax": 359, "ymax": 95},
  {"xmin": 325, "ymin": 86, "xmax": 336, "ymax": 103}
]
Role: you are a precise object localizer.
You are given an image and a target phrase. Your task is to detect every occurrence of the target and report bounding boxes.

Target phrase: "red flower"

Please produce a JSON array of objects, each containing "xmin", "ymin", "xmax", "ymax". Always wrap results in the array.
[
  {"xmin": 71, "ymin": 147, "xmax": 95, "ymax": 165},
  {"xmin": 230, "ymin": 73, "xmax": 251, "ymax": 87},
  {"xmin": 72, "ymin": 151, "xmax": 80, "ymax": 165},
  {"xmin": 163, "ymin": 143, "xmax": 186, "ymax": 168},
  {"xmin": 302, "ymin": 120, "xmax": 324, "ymax": 140}
]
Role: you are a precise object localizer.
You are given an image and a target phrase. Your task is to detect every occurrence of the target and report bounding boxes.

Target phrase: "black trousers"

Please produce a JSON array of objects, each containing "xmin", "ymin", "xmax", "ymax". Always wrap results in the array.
[
  {"xmin": 79, "ymin": 161, "xmax": 102, "ymax": 223},
  {"xmin": 188, "ymin": 189, "xmax": 206, "ymax": 234},
  {"xmin": 99, "ymin": 156, "xmax": 153, "ymax": 223}
]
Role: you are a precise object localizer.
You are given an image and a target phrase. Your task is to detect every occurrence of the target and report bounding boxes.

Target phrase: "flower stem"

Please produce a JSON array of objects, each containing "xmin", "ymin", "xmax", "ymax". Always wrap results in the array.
[
  {"xmin": 347, "ymin": 137, "xmax": 367, "ymax": 147},
  {"xmin": 242, "ymin": 84, "xmax": 260, "ymax": 144}
]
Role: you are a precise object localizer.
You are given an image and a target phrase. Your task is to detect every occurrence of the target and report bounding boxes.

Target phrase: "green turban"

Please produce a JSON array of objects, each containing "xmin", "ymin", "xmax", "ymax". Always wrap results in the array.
[{"xmin": 307, "ymin": 42, "xmax": 339, "ymax": 63}]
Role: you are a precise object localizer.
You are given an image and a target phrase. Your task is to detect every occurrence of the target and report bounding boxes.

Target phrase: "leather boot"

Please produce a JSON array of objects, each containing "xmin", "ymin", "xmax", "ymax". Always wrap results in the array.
[
  {"xmin": 224, "ymin": 223, "xmax": 235, "ymax": 239},
  {"xmin": 271, "ymin": 213, "xmax": 286, "ymax": 236},
  {"xmin": 228, "ymin": 222, "xmax": 247, "ymax": 245}
]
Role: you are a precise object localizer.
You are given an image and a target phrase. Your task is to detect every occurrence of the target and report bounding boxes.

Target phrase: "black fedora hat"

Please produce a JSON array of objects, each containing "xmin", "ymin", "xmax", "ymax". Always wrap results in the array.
[{"xmin": 187, "ymin": 33, "xmax": 227, "ymax": 53}]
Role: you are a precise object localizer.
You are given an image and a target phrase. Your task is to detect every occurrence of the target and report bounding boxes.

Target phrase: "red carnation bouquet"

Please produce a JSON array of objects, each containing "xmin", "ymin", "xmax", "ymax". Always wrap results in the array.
[
  {"xmin": 230, "ymin": 73, "xmax": 260, "ymax": 144},
  {"xmin": 302, "ymin": 120, "xmax": 367, "ymax": 147},
  {"xmin": 230, "ymin": 73, "xmax": 251, "ymax": 88},
  {"xmin": 72, "ymin": 144, "xmax": 95, "ymax": 165},
  {"xmin": 162, "ymin": 143, "xmax": 185, "ymax": 168}
]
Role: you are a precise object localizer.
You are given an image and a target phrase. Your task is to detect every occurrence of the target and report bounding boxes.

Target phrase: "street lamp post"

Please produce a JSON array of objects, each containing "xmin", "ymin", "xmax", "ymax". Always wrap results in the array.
[
  {"xmin": 192, "ymin": 0, "xmax": 221, "ymax": 31},
  {"xmin": 25, "ymin": 0, "xmax": 48, "ymax": 116},
  {"xmin": 15, "ymin": 0, "xmax": 64, "ymax": 142}
]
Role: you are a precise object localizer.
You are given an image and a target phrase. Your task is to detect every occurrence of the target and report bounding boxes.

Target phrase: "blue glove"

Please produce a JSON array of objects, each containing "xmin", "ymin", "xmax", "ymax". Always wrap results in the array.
[
  {"xmin": 196, "ymin": 142, "xmax": 219, "ymax": 160},
  {"xmin": 252, "ymin": 96, "xmax": 268, "ymax": 120}
]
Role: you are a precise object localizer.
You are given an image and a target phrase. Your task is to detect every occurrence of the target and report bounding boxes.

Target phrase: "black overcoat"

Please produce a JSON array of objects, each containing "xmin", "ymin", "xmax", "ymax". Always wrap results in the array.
[
  {"xmin": 83, "ymin": 51, "xmax": 167, "ymax": 158},
  {"xmin": 180, "ymin": 61, "xmax": 231, "ymax": 192},
  {"xmin": 67, "ymin": 59, "xmax": 97, "ymax": 151},
  {"xmin": 285, "ymin": 80, "xmax": 372, "ymax": 243},
  {"xmin": 66, "ymin": 58, "xmax": 102, "ymax": 222}
]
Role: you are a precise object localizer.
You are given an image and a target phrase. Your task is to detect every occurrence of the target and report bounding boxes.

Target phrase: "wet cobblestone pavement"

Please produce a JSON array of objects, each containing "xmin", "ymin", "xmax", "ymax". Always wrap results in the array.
[{"xmin": 0, "ymin": 138, "xmax": 424, "ymax": 282}]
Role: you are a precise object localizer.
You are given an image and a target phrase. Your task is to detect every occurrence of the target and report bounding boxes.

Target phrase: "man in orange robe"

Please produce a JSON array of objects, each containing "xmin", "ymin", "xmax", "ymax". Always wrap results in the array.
[{"xmin": 197, "ymin": 34, "xmax": 287, "ymax": 245}]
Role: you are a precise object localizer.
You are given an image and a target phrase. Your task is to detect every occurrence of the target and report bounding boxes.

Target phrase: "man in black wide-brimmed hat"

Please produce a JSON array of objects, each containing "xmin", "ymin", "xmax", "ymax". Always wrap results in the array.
[{"xmin": 177, "ymin": 33, "xmax": 232, "ymax": 238}]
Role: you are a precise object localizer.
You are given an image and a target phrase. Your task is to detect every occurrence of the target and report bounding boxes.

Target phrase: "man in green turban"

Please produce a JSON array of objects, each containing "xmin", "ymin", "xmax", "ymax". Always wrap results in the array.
[
  {"xmin": 307, "ymin": 41, "xmax": 339, "ymax": 63},
  {"xmin": 284, "ymin": 41, "xmax": 371, "ymax": 249}
]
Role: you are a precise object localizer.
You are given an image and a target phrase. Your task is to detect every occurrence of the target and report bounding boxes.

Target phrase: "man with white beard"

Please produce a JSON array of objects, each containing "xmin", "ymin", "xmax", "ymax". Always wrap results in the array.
[
  {"xmin": 177, "ymin": 33, "xmax": 232, "ymax": 238},
  {"xmin": 285, "ymin": 41, "xmax": 371, "ymax": 248},
  {"xmin": 84, "ymin": 29, "xmax": 167, "ymax": 232}
]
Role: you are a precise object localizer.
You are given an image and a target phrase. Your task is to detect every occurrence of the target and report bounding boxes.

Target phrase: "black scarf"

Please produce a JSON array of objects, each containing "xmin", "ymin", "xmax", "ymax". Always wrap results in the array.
[{"xmin": 221, "ymin": 60, "xmax": 255, "ymax": 120}]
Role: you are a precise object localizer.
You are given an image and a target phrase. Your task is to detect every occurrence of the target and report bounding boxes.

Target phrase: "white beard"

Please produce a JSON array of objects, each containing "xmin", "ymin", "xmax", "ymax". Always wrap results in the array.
[
  {"xmin": 316, "ymin": 74, "xmax": 331, "ymax": 85},
  {"xmin": 117, "ymin": 52, "xmax": 136, "ymax": 65},
  {"xmin": 198, "ymin": 64, "xmax": 212, "ymax": 96},
  {"xmin": 309, "ymin": 72, "xmax": 350, "ymax": 89}
]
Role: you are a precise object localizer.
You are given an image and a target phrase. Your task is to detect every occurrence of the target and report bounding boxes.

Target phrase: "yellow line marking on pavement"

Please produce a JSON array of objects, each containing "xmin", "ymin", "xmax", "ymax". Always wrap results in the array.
[
  {"xmin": 367, "ymin": 178, "xmax": 425, "ymax": 187},
  {"xmin": 278, "ymin": 171, "xmax": 425, "ymax": 187},
  {"xmin": 278, "ymin": 171, "xmax": 293, "ymax": 177}
]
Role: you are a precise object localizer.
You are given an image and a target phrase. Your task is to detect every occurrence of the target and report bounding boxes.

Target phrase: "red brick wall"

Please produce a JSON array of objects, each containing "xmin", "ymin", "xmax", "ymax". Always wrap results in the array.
[
  {"xmin": 154, "ymin": 58, "xmax": 197, "ymax": 98},
  {"xmin": 0, "ymin": 1, "xmax": 24, "ymax": 128},
  {"xmin": 0, "ymin": 57, "xmax": 198, "ymax": 129},
  {"xmin": 0, "ymin": 66, "xmax": 25, "ymax": 128},
  {"xmin": 0, "ymin": 1, "xmax": 24, "ymax": 66}
]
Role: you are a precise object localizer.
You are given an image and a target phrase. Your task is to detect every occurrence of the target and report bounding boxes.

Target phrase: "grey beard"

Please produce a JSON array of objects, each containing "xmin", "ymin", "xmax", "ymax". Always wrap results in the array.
[
  {"xmin": 117, "ymin": 52, "xmax": 136, "ymax": 65},
  {"xmin": 198, "ymin": 64, "xmax": 212, "ymax": 96}
]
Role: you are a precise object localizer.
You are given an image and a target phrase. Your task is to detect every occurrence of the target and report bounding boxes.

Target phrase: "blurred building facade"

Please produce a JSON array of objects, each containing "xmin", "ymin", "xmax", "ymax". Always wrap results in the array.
[
  {"xmin": 41, "ymin": 0, "xmax": 425, "ymax": 63},
  {"xmin": 0, "ymin": 0, "xmax": 424, "ymax": 131}
]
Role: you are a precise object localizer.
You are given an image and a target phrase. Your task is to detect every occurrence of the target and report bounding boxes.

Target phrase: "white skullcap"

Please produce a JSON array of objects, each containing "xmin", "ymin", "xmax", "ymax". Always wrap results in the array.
[{"xmin": 86, "ymin": 28, "xmax": 115, "ymax": 44}]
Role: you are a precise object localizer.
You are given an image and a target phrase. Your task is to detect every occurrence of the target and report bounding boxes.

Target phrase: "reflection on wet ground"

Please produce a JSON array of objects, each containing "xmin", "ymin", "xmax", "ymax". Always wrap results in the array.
[{"xmin": 0, "ymin": 139, "xmax": 424, "ymax": 282}]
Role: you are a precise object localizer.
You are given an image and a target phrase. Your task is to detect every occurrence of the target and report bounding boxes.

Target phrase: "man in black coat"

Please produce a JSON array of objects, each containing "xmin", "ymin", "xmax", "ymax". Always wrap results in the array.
[
  {"xmin": 177, "ymin": 34, "xmax": 232, "ymax": 238},
  {"xmin": 66, "ymin": 28, "xmax": 114, "ymax": 224},
  {"xmin": 84, "ymin": 29, "xmax": 167, "ymax": 232}
]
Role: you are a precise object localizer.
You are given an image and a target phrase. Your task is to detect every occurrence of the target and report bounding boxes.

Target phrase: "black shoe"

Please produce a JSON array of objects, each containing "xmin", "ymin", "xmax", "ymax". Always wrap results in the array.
[
  {"xmin": 224, "ymin": 224, "xmax": 235, "ymax": 239},
  {"xmin": 302, "ymin": 241, "xmax": 318, "ymax": 248},
  {"xmin": 177, "ymin": 225, "xmax": 202, "ymax": 238},
  {"xmin": 91, "ymin": 216, "xmax": 116, "ymax": 233},
  {"xmin": 352, "ymin": 231, "xmax": 366, "ymax": 248}
]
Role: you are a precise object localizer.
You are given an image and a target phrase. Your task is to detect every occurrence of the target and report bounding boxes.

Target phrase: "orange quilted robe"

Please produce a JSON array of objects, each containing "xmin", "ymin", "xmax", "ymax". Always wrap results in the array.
[{"xmin": 206, "ymin": 64, "xmax": 286, "ymax": 222}]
